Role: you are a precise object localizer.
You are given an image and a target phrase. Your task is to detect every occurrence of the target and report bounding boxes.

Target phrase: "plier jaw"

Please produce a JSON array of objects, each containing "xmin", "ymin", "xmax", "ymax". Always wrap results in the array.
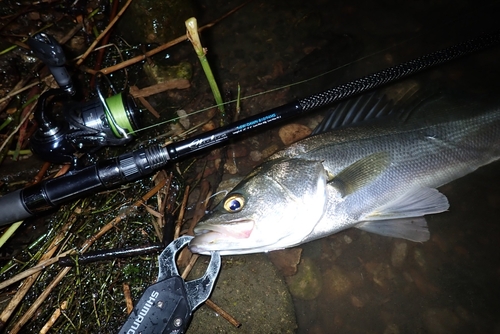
[{"xmin": 118, "ymin": 236, "xmax": 221, "ymax": 334}]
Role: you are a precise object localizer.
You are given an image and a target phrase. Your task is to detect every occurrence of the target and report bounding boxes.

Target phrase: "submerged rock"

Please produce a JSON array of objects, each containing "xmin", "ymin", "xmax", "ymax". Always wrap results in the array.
[
  {"xmin": 286, "ymin": 257, "xmax": 323, "ymax": 300},
  {"xmin": 117, "ymin": 0, "xmax": 196, "ymax": 45},
  {"xmin": 143, "ymin": 62, "xmax": 192, "ymax": 84},
  {"xmin": 323, "ymin": 265, "xmax": 352, "ymax": 298},
  {"xmin": 390, "ymin": 240, "xmax": 407, "ymax": 267}
]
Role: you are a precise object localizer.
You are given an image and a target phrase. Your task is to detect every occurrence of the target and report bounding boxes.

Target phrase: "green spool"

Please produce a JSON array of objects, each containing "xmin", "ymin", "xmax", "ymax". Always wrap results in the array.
[{"xmin": 105, "ymin": 93, "xmax": 135, "ymax": 138}]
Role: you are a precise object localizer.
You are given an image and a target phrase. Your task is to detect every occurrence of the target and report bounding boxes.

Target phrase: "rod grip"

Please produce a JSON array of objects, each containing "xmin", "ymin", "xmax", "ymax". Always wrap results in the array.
[{"xmin": 0, "ymin": 190, "xmax": 32, "ymax": 226}]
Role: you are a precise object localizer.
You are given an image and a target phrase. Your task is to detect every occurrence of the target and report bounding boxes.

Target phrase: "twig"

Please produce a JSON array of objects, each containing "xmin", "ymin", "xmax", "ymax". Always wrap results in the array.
[
  {"xmin": 31, "ymin": 162, "xmax": 51, "ymax": 185},
  {"xmin": 76, "ymin": 0, "xmax": 133, "ymax": 66},
  {"xmin": 122, "ymin": 283, "xmax": 134, "ymax": 314},
  {"xmin": 138, "ymin": 96, "xmax": 160, "ymax": 118},
  {"xmin": 39, "ymin": 300, "xmax": 68, "ymax": 334},
  {"xmin": 89, "ymin": 0, "xmax": 121, "ymax": 88},
  {"xmin": 0, "ymin": 22, "xmax": 82, "ymax": 110},
  {"xmin": 80, "ymin": 178, "xmax": 168, "ymax": 252},
  {"xmin": 174, "ymin": 185, "xmax": 190, "ymax": 239},
  {"xmin": 83, "ymin": 2, "xmax": 249, "ymax": 75},
  {"xmin": 0, "ymin": 81, "xmax": 39, "ymax": 107},
  {"xmin": 180, "ymin": 253, "xmax": 199, "ymax": 280},
  {"xmin": 0, "ymin": 77, "xmax": 34, "ymax": 115},
  {"xmin": 5, "ymin": 180, "xmax": 167, "ymax": 332},
  {"xmin": 188, "ymin": 180, "xmax": 211, "ymax": 235},
  {"xmin": 180, "ymin": 254, "xmax": 241, "ymax": 328},
  {"xmin": 54, "ymin": 164, "xmax": 71, "ymax": 178},
  {"xmin": 9, "ymin": 266, "xmax": 73, "ymax": 333},
  {"xmin": 129, "ymin": 79, "xmax": 190, "ymax": 98},
  {"xmin": 206, "ymin": 299, "xmax": 242, "ymax": 328},
  {"xmin": 0, "ymin": 249, "xmax": 76, "ymax": 290},
  {"xmin": 0, "ymin": 87, "xmax": 45, "ymax": 155},
  {"xmin": 0, "ymin": 215, "xmax": 76, "ymax": 328}
]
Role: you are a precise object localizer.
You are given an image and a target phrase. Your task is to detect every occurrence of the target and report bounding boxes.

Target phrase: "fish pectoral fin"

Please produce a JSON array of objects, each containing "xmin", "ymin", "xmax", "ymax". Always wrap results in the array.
[
  {"xmin": 328, "ymin": 152, "xmax": 391, "ymax": 197},
  {"xmin": 361, "ymin": 187, "xmax": 450, "ymax": 221},
  {"xmin": 355, "ymin": 217, "xmax": 430, "ymax": 242}
]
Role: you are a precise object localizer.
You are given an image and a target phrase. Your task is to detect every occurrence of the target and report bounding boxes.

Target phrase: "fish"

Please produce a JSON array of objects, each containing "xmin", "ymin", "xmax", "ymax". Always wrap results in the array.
[{"xmin": 189, "ymin": 91, "xmax": 500, "ymax": 255}]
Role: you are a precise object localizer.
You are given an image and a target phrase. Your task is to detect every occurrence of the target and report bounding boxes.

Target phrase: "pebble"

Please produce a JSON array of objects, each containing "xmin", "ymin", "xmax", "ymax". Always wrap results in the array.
[
  {"xmin": 390, "ymin": 240, "xmax": 407, "ymax": 267},
  {"xmin": 224, "ymin": 159, "xmax": 239, "ymax": 174},
  {"xmin": 249, "ymin": 150, "xmax": 263, "ymax": 162},
  {"xmin": 364, "ymin": 262, "xmax": 395, "ymax": 289},
  {"xmin": 261, "ymin": 144, "xmax": 280, "ymax": 159},
  {"xmin": 268, "ymin": 248, "xmax": 303, "ymax": 276},
  {"xmin": 201, "ymin": 120, "xmax": 216, "ymax": 132},
  {"xmin": 285, "ymin": 257, "xmax": 322, "ymax": 300},
  {"xmin": 176, "ymin": 109, "xmax": 190, "ymax": 129},
  {"xmin": 350, "ymin": 295, "xmax": 364, "ymax": 308},
  {"xmin": 323, "ymin": 265, "xmax": 352, "ymax": 298},
  {"xmin": 413, "ymin": 248, "xmax": 427, "ymax": 268},
  {"xmin": 278, "ymin": 123, "xmax": 312, "ymax": 145}
]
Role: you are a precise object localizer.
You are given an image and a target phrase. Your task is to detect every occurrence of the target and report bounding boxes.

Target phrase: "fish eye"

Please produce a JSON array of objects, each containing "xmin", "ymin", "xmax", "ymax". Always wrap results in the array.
[{"xmin": 223, "ymin": 194, "xmax": 245, "ymax": 213}]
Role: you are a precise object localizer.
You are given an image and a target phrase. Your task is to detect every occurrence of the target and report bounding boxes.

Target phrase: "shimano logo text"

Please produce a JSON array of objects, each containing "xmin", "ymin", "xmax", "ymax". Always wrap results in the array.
[{"xmin": 125, "ymin": 290, "xmax": 160, "ymax": 334}]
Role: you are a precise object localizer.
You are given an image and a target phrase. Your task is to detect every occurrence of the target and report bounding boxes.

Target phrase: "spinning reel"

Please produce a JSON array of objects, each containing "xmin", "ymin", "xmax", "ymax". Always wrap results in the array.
[{"xmin": 27, "ymin": 32, "xmax": 142, "ymax": 165}]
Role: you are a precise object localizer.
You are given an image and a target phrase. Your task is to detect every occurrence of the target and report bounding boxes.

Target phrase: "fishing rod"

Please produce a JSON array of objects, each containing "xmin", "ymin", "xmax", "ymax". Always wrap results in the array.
[{"xmin": 0, "ymin": 31, "xmax": 499, "ymax": 226}]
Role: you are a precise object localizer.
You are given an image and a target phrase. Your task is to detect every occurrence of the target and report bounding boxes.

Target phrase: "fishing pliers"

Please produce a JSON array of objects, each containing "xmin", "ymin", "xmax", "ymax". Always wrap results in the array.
[{"xmin": 118, "ymin": 235, "xmax": 221, "ymax": 334}]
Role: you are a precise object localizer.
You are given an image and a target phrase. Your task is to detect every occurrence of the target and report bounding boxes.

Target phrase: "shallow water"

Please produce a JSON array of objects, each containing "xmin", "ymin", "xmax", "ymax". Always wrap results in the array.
[{"xmin": 193, "ymin": 0, "xmax": 500, "ymax": 333}]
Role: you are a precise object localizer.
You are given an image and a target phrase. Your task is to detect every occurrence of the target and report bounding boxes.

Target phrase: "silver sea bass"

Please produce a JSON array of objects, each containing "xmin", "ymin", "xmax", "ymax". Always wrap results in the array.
[{"xmin": 189, "ymin": 93, "xmax": 500, "ymax": 255}]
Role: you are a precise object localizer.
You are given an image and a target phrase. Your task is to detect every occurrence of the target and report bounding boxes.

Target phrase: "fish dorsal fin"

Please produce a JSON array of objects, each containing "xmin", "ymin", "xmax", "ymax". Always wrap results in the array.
[
  {"xmin": 355, "ymin": 217, "xmax": 430, "ymax": 242},
  {"xmin": 311, "ymin": 84, "xmax": 441, "ymax": 135},
  {"xmin": 312, "ymin": 92, "xmax": 395, "ymax": 135},
  {"xmin": 328, "ymin": 152, "xmax": 391, "ymax": 197},
  {"xmin": 361, "ymin": 187, "xmax": 450, "ymax": 221}
]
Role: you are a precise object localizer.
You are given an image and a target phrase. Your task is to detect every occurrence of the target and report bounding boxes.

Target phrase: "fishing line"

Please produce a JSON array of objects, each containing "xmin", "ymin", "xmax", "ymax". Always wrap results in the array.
[
  {"xmin": 1, "ymin": 8, "xmax": 499, "ymax": 226},
  {"xmin": 131, "ymin": 0, "xmax": 500, "ymax": 136}
]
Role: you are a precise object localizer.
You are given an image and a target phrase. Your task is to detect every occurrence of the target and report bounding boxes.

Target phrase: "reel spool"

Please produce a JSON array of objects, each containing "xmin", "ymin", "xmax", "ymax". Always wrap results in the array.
[
  {"xmin": 30, "ymin": 88, "xmax": 142, "ymax": 166},
  {"xmin": 27, "ymin": 32, "xmax": 143, "ymax": 166}
]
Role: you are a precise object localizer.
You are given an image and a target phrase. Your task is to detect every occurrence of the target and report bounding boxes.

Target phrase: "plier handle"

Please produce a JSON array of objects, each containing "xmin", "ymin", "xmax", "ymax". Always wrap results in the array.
[{"xmin": 118, "ymin": 236, "xmax": 221, "ymax": 334}]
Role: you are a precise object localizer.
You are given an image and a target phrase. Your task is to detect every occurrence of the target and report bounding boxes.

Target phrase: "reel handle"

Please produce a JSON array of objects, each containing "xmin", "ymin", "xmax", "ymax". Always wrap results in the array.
[{"xmin": 27, "ymin": 33, "xmax": 74, "ymax": 95}]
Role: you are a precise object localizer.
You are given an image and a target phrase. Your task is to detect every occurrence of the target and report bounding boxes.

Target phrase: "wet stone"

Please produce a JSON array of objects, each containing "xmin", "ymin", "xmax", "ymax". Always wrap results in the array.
[
  {"xmin": 261, "ymin": 144, "xmax": 280, "ymax": 159},
  {"xmin": 323, "ymin": 265, "xmax": 352, "ymax": 299},
  {"xmin": 390, "ymin": 240, "xmax": 407, "ymax": 267},
  {"xmin": 278, "ymin": 123, "xmax": 312, "ymax": 145},
  {"xmin": 117, "ymin": 0, "xmax": 196, "ymax": 45},
  {"xmin": 413, "ymin": 248, "xmax": 427, "ymax": 268},
  {"xmin": 364, "ymin": 262, "xmax": 395, "ymax": 290},
  {"xmin": 285, "ymin": 257, "xmax": 323, "ymax": 300},
  {"xmin": 350, "ymin": 295, "xmax": 364, "ymax": 308},
  {"xmin": 249, "ymin": 150, "xmax": 263, "ymax": 162},
  {"xmin": 188, "ymin": 254, "xmax": 296, "ymax": 333},
  {"xmin": 268, "ymin": 248, "xmax": 303, "ymax": 277},
  {"xmin": 143, "ymin": 62, "xmax": 192, "ymax": 84}
]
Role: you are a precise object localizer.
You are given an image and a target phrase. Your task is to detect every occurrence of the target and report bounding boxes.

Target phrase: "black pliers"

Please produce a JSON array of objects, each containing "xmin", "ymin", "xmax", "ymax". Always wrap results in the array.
[{"xmin": 118, "ymin": 236, "xmax": 221, "ymax": 334}]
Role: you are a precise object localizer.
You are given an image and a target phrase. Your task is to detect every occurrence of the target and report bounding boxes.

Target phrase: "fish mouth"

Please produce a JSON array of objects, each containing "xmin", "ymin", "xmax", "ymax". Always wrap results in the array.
[
  {"xmin": 189, "ymin": 219, "xmax": 255, "ymax": 253},
  {"xmin": 193, "ymin": 219, "xmax": 255, "ymax": 239}
]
